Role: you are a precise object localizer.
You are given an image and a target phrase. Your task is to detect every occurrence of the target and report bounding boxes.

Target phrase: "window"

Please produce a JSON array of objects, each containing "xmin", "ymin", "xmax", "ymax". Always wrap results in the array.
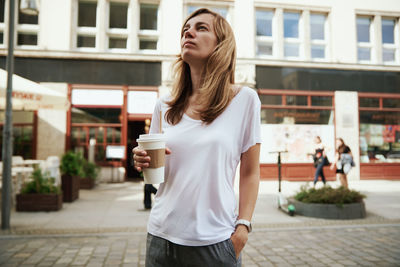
[
  {"xmin": 259, "ymin": 90, "xmax": 334, "ymax": 164},
  {"xmin": 359, "ymin": 95, "xmax": 400, "ymax": 163},
  {"xmin": 75, "ymin": 0, "xmax": 159, "ymax": 53},
  {"xmin": 256, "ymin": 10, "xmax": 273, "ymax": 56},
  {"xmin": 108, "ymin": 1, "xmax": 128, "ymax": 50},
  {"xmin": 310, "ymin": 13, "xmax": 327, "ymax": 60},
  {"xmin": 187, "ymin": 5, "xmax": 228, "ymax": 19},
  {"xmin": 357, "ymin": 17, "xmax": 372, "ymax": 62},
  {"xmin": 77, "ymin": 0, "xmax": 97, "ymax": 49},
  {"xmin": 0, "ymin": 111, "xmax": 36, "ymax": 160},
  {"xmin": 17, "ymin": 0, "xmax": 39, "ymax": 47},
  {"xmin": 70, "ymin": 88, "xmax": 124, "ymax": 163},
  {"xmin": 284, "ymin": 12, "xmax": 300, "ymax": 58},
  {"xmin": 139, "ymin": 3, "xmax": 159, "ymax": 51},
  {"xmin": 382, "ymin": 18, "xmax": 397, "ymax": 63}
]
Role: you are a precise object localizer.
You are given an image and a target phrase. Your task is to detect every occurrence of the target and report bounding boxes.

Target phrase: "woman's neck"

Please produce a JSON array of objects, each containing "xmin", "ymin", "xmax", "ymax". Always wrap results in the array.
[{"xmin": 189, "ymin": 63, "xmax": 204, "ymax": 95}]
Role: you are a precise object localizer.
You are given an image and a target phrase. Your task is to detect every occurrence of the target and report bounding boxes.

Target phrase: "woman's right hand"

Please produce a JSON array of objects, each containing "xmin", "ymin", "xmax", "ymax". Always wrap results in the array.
[{"xmin": 132, "ymin": 146, "xmax": 171, "ymax": 172}]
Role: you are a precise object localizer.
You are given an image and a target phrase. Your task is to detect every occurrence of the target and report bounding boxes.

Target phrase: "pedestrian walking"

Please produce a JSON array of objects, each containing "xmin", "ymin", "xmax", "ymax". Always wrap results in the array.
[
  {"xmin": 133, "ymin": 8, "xmax": 261, "ymax": 267},
  {"xmin": 311, "ymin": 136, "xmax": 328, "ymax": 187},
  {"xmin": 143, "ymin": 184, "xmax": 157, "ymax": 210},
  {"xmin": 331, "ymin": 138, "xmax": 354, "ymax": 188}
]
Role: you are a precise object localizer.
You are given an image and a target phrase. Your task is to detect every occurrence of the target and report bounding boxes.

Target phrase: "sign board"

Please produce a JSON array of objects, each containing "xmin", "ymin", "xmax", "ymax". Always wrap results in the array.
[
  {"xmin": 127, "ymin": 91, "xmax": 157, "ymax": 114},
  {"xmin": 106, "ymin": 145, "xmax": 126, "ymax": 159}
]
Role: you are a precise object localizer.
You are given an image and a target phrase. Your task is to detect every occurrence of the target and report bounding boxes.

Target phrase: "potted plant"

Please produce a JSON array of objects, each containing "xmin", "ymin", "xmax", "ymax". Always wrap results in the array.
[
  {"xmin": 289, "ymin": 185, "xmax": 366, "ymax": 219},
  {"xmin": 80, "ymin": 159, "xmax": 100, "ymax": 189},
  {"xmin": 60, "ymin": 151, "xmax": 83, "ymax": 202},
  {"xmin": 16, "ymin": 168, "xmax": 63, "ymax": 211}
]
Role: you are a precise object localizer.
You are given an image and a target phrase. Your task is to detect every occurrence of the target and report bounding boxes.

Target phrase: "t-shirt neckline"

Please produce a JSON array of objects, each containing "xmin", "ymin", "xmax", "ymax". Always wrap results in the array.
[{"xmin": 182, "ymin": 87, "xmax": 244, "ymax": 123}]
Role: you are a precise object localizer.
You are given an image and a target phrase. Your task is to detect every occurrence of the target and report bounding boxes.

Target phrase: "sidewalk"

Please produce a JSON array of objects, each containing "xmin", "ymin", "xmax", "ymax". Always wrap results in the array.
[
  {"xmin": 1, "ymin": 179, "xmax": 399, "ymax": 234},
  {"xmin": 0, "ymin": 180, "xmax": 399, "ymax": 267}
]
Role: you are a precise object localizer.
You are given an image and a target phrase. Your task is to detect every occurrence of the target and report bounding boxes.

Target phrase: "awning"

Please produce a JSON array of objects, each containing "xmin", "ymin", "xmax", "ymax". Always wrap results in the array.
[{"xmin": 0, "ymin": 68, "xmax": 70, "ymax": 110}]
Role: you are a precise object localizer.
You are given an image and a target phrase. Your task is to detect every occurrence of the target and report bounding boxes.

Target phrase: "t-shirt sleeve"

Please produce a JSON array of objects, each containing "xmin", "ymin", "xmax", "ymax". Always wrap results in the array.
[
  {"xmin": 149, "ymin": 99, "xmax": 162, "ymax": 134},
  {"xmin": 241, "ymin": 91, "xmax": 262, "ymax": 153}
]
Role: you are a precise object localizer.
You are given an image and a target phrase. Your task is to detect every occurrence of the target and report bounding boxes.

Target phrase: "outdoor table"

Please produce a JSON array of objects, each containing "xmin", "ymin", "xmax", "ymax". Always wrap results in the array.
[{"xmin": 23, "ymin": 159, "xmax": 44, "ymax": 168}]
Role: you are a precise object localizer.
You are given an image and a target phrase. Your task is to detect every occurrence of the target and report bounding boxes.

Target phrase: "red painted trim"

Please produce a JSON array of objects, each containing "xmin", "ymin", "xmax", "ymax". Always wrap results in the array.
[
  {"xmin": 128, "ymin": 86, "xmax": 159, "ymax": 91},
  {"xmin": 258, "ymin": 89, "xmax": 334, "ymax": 96},
  {"xmin": 360, "ymin": 163, "xmax": 400, "ymax": 180},
  {"xmin": 261, "ymin": 105, "xmax": 333, "ymax": 110},
  {"xmin": 260, "ymin": 163, "xmax": 336, "ymax": 181},
  {"xmin": 71, "ymin": 84, "xmax": 124, "ymax": 90},
  {"xmin": 359, "ymin": 92, "xmax": 400, "ymax": 98},
  {"xmin": 359, "ymin": 107, "xmax": 400, "ymax": 112},
  {"xmin": 128, "ymin": 114, "xmax": 153, "ymax": 121},
  {"xmin": 71, "ymin": 123, "xmax": 122, "ymax": 127}
]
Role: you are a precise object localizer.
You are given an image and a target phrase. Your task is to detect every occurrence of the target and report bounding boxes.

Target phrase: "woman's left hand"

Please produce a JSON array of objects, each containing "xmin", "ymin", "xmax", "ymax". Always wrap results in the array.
[{"xmin": 230, "ymin": 225, "xmax": 248, "ymax": 259}]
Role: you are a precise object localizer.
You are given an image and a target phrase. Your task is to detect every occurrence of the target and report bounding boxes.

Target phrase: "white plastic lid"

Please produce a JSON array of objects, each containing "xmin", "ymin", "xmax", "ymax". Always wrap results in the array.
[{"xmin": 137, "ymin": 133, "xmax": 165, "ymax": 142}]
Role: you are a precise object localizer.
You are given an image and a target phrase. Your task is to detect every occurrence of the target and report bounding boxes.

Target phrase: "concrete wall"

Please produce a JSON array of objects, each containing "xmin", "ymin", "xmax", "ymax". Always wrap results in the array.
[{"xmin": 36, "ymin": 83, "xmax": 68, "ymax": 160}]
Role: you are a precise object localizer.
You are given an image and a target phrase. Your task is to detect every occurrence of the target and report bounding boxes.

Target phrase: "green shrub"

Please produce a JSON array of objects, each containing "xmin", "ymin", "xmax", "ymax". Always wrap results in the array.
[
  {"xmin": 82, "ymin": 159, "xmax": 100, "ymax": 180},
  {"xmin": 60, "ymin": 151, "xmax": 84, "ymax": 176},
  {"xmin": 21, "ymin": 168, "xmax": 61, "ymax": 195},
  {"xmin": 294, "ymin": 185, "xmax": 366, "ymax": 206}
]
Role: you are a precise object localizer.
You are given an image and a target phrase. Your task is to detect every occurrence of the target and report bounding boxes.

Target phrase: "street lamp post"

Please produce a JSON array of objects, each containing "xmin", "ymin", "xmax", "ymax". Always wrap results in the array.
[{"xmin": 1, "ymin": 0, "xmax": 39, "ymax": 230}]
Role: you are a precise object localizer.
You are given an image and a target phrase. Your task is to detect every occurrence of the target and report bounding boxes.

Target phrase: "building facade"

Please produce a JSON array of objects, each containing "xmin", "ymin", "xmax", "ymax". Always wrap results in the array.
[{"xmin": 0, "ymin": 0, "xmax": 399, "ymax": 181}]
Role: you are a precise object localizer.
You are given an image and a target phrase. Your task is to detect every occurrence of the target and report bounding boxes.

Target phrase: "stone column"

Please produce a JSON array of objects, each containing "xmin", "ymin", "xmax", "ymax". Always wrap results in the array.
[{"xmin": 334, "ymin": 91, "xmax": 360, "ymax": 180}]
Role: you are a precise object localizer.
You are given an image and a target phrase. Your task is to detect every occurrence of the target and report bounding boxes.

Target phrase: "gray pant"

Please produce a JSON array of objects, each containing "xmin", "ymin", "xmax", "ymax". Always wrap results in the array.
[{"xmin": 145, "ymin": 233, "xmax": 242, "ymax": 267}]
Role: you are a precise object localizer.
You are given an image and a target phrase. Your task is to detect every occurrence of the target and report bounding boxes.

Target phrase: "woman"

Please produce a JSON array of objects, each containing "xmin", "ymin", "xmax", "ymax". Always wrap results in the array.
[
  {"xmin": 133, "ymin": 8, "xmax": 261, "ymax": 267},
  {"xmin": 331, "ymin": 138, "xmax": 352, "ymax": 188},
  {"xmin": 312, "ymin": 136, "xmax": 327, "ymax": 187}
]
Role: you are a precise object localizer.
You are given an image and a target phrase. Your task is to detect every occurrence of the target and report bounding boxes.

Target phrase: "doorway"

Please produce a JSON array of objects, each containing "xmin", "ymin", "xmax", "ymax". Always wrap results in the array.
[{"xmin": 126, "ymin": 121, "xmax": 146, "ymax": 180}]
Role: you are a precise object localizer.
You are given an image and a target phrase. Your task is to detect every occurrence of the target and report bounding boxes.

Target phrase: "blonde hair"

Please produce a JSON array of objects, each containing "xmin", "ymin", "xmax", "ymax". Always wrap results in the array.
[{"xmin": 165, "ymin": 8, "xmax": 236, "ymax": 125}]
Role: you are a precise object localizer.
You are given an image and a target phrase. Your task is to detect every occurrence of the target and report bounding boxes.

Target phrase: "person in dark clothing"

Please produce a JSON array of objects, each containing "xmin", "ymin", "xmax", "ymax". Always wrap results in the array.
[
  {"xmin": 312, "ymin": 136, "xmax": 327, "ymax": 187},
  {"xmin": 144, "ymin": 184, "xmax": 157, "ymax": 209}
]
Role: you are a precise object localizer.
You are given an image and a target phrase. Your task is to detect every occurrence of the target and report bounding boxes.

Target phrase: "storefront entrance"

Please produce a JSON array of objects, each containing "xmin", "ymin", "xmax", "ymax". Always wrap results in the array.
[{"xmin": 126, "ymin": 120, "xmax": 146, "ymax": 180}]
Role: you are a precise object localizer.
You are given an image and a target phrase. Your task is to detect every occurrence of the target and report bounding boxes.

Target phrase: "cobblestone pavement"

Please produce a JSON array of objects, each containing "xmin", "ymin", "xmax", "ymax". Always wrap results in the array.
[{"xmin": 0, "ymin": 224, "xmax": 399, "ymax": 267}]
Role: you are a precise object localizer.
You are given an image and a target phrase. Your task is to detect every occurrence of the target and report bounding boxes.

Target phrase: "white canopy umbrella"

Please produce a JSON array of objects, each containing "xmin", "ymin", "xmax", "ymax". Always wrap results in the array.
[{"xmin": 0, "ymin": 68, "xmax": 70, "ymax": 110}]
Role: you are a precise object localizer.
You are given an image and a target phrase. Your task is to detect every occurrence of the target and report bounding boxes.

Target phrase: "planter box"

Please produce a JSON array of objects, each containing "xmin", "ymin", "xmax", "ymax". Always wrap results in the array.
[
  {"xmin": 16, "ymin": 193, "xmax": 63, "ymax": 211},
  {"xmin": 61, "ymin": 174, "xmax": 80, "ymax": 202},
  {"xmin": 289, "ymin": 198, "xmax": 366, "ymax": 220},
  {"xmin": 80, "ymin": 177, "xmax": 95, "ymax": 189}
]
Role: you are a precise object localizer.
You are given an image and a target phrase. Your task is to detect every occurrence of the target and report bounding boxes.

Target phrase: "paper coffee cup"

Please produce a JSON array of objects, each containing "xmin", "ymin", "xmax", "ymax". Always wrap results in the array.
[{"xmin": 136, "ymin": 134, "xmax": 166, "ymax": 184}]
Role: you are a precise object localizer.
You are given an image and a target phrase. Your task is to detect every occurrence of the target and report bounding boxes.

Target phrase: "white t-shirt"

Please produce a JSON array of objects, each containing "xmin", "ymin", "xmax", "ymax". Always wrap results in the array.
[{"xmin": 147, "ymin": 86, "xmax": 261, "ymax": 246}]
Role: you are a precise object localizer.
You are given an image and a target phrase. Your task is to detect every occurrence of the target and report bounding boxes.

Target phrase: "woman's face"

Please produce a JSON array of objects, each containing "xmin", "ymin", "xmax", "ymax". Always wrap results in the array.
[
  {"xmin": 181, "ymin": 13, "xmax": 218, "ymax": 66},
  {"xmin": 336, "ymin": 139, "xmax": 343, "ymax": 148}
]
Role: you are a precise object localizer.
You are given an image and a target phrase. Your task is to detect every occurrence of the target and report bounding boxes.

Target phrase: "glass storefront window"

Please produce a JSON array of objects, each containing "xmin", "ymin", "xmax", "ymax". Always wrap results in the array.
[
  {"xmin": 259, "ymin": 94, "xmax": 282, "ymax": 105},
  {"xmin": 261, "ymin": 109, "xmax": 333, "ymax": 125},
  {"xmin": 286, "ymin": 95, "xmax": 307, "ymax": 106},
  {"xmin": 311, "ymin": 96, "xmax": 332, "ymax": 106},
  {"xmin": 71, "ymin": 107, "xmax": 121, "ymax": 124},
  {"xmin": 383, "ymin": 98, "xmax": 400, "ymax": 108},
  {"xmin": 70, "ymin": 126, "xmax": 122, "ymax": 163},
  {"xmin": 360, "ymin": 111, "xmax": 400, "ymax": 163},
  {"xmin": 360, "ymin": 97, "xmax": 379, "ymax": 108},
  {"xmin": 0, "ymin": 111, "xmax": 35, "ymax": 160}
]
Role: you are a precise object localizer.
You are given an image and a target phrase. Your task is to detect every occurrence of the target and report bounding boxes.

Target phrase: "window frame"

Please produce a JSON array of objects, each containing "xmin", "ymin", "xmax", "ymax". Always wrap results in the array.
[
  {"xmin": 15, "ymin": 0, "xmax": 40, "ymax": 49},
  {"xmin": 255, "ymin": 8, "xmax": 274, "ymax": 58},
  {"xmin": 356, "ymin": 15, "xmax": 374, "ymax": 64},
  {"xmin": 381, "ymin": 17, "xmax": 399, "ymax": 65},
  {"xmin": 358, "ymin": 93, "xmax": 400, "ymax": 164},
  {"xmin": 310, "ymin": 12, "xmax": 328, "ymax": 62}
]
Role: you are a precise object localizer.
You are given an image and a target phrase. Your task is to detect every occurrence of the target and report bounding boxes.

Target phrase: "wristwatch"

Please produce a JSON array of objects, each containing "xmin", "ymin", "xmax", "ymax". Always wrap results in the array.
[{"xmin": 235, "ymin": 219, "xmax": 252, "ymax": 233}]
